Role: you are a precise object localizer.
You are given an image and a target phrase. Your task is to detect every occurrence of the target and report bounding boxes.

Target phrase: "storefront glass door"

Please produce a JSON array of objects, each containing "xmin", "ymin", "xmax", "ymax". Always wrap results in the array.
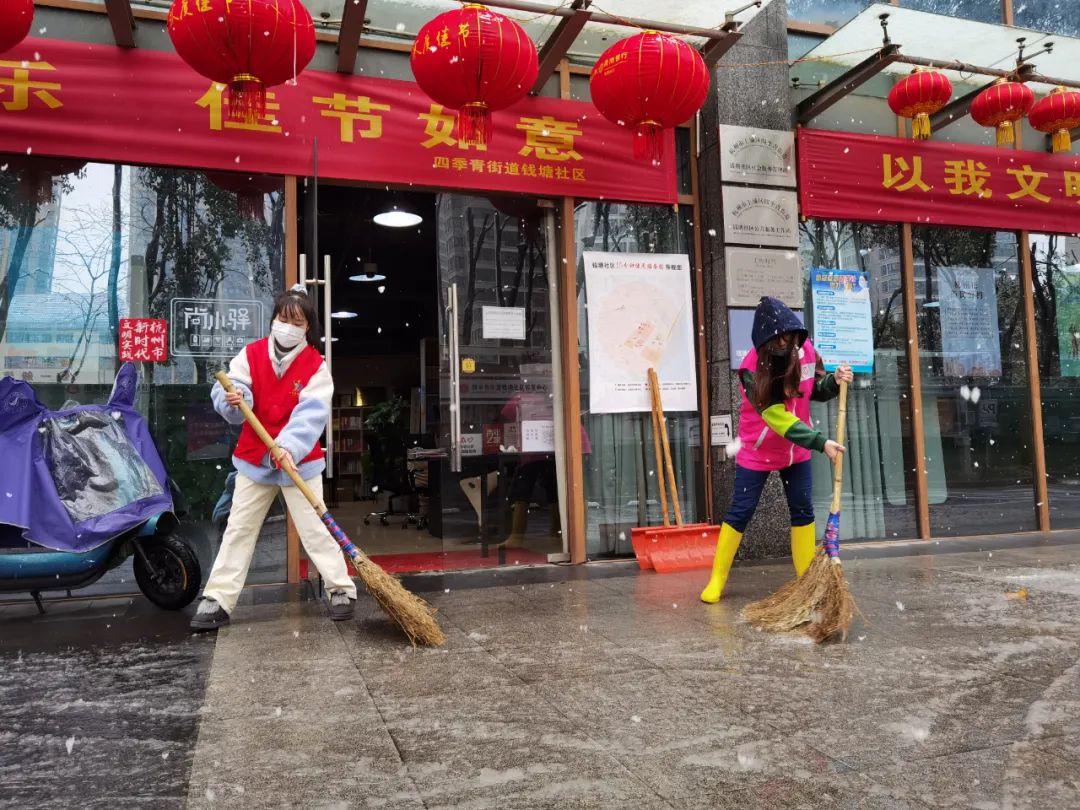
[
  {"xmin": 309, "ymin": 186, "xmax": 565, "ymax": 572},
  {"xmin": 434, "ymin": 194, "xmax": 566, "ymax": 569}
]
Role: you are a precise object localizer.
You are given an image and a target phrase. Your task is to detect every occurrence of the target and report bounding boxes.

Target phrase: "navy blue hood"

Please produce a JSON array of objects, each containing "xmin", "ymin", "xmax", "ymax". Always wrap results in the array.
[{"xmin": 751, "ymin": 296, "xmax": 807, "ymax": 349}]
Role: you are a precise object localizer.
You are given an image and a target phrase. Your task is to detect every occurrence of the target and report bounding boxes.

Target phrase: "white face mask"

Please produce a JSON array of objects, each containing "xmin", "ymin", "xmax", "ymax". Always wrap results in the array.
[{"xmin": 271, "ymin": 320, "xmax": 306, "ymax": 349}]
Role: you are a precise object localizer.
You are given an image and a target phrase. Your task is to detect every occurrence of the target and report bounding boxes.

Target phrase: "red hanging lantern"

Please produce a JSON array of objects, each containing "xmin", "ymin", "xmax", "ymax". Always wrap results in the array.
[
  {"xmin": 1028, "ymin": 86, "xmax": 1080, "ymax": 154},
  {"xmin": 590, "ymin": 31, "xmax": 710, "ymax": 165},
  {"xmin": 887, "ymin": 68, "xmax": 953, "ymax": 140},
  {"xmin": 0, "ymin": 0, "xmax": 33, "ymax": 54},
  {"xmin": 4, "ymin": 157, "xmax": 86, "ymax": 204},
  {"xmin": 970, "ymin": 78, "xmax": 1035, "ymax": 147},
  {"xmin": 167, "ymin": 0, "xmax": 315, "ymax": 125},
  {"xmin": 205, "ymin": 171, "xmax": 281, "ymax": 220},
  {"xmin": 410, "ymin": 4, "xmax": 537, "ymax": 148}
]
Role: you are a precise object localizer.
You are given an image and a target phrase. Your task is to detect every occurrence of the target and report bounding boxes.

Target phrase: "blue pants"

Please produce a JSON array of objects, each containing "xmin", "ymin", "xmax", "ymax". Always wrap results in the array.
[{"xmin": 723, "ymin": 460, "xmax": 814, "ymax": 533}]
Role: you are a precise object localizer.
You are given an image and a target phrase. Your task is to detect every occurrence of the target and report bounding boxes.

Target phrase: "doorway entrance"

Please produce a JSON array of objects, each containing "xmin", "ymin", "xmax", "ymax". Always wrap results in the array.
[{"xmin": 299, "ymin": 184, "xmax": 567, "ymax": 573}]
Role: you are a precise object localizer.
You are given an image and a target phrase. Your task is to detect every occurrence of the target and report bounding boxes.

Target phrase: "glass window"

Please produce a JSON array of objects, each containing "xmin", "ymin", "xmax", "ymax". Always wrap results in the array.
[
  {"xmin": 1014, "ymin": 0, "xmax": 1080, "ymax": 37},
  {"xmin": 800, "ymin": 221, "xmax": 919, "ymax": 540},
  {"xmin": 0, "ymin": 158, "xmax": 286, "ymax": 588},
  {"xmin": 912, "ymin": 227, "xmax": 1037, "ymax": 536},
  {"xmin": 789, "ymin": 32, "xmax": 828, "ymax": 61},
  {"xmin": 1028, "ymin": 233, "xmax": 1080, "ymax": 528},
  {"xmin": 898, "ymin": 0, "xmax": 1003, "ymax": 24},
  {"xmin": 787, "ymin": 0, "xmax": 875, "ymax": 27},
  {"xmin": 573, "ymin": 202, "xmax": 703, "ymax": 559}
]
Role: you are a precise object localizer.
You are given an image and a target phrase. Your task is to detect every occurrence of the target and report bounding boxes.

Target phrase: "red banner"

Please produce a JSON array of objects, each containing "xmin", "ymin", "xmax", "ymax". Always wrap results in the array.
[
  {"xmin": 0, "ymin": 38, "xmax": 675, "ymax": 204},
  {"xmin": 798, "ymin": 128, "xmax": 1080, "ymax": 234}
]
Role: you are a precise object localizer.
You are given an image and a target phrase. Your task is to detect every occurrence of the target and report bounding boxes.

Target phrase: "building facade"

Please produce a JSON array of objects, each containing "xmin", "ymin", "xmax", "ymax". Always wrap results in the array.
[{"xmin": 1, "ymin": 0, "xmax": 1077, "ymax": 586}]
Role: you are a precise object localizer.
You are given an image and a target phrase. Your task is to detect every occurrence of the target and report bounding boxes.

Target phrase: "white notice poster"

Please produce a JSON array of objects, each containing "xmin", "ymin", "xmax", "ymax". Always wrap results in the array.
[
  {"xmin": 481, "ymin": 306, "xmax": 526, "ymax": 341},
  {"xmin": 583, "ymin": 251, "xmax": 698, "ymax": 414},
  {"xmin": 521, "ymin": 420, "xmax": 555, "ymax": 452},
  {"xmin": 938, "ymin": 266, "xmax": 1002, "ymax": 378}
]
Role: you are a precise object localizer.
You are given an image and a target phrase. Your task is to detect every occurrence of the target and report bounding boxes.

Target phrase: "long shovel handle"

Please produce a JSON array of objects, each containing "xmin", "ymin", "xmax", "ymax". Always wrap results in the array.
[
  {"xmin": 649, "ymin": 387, "xmax": 671, "ymax": 527},
  {"xmin": 649, "ymin": 368, "xmax": 683, "ymax": 526},
  {"xmin": 215, "ymin": 371, "xmax": 326, "ymax": 515},
  {"xmin": 830, "ymin": 379, "xmax": 849, "ymax": 515}
]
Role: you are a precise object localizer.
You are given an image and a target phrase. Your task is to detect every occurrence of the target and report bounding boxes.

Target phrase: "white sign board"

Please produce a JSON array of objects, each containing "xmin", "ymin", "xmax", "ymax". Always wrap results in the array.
[
  {"xmin": 481, "ymin": 306, "xmax": 526, "ymax": 341},
  {"xmin": 725, "ymin": 247, "xmax": 802, "ymax": 308},
  {"xmin": 710, "ymin": 414, "xmax": 733, "ymax": 445},
  {"xmin": 719, "ymin": 125, "xmax": 796, "ymax": 187},
  {"xmin": 583, "ymin": 251, "xmax": 698, "ymax": 414},
  {"xmin": 722, "ymin": 186, "xmax": 800, "ymax": 248},
  {"xmin": 460, "ymin": 433, "xmax": 482, "ymax": 457},
  {"xmin": 728, "ymin": 307, "xmax": 804, "ymax": 370},
  {"xmin": 521, "ymin": 420, "xmax": 555, "ymax": 452},
  {"xmin": 811, "ymin": 269, "xmax": 875, "ymax": 374},
  {"xmin": 938, "ymin": 266, "xmax": 1002, "ymax": 378},
  {"xmin": 170, "ymin": 298, "xmax": 265, "ymax": 358}
]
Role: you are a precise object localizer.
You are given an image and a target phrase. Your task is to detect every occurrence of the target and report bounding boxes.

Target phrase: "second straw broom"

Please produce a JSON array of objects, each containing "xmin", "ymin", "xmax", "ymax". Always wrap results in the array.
[{"xmin": 216, "ymin": 371, "xmax": 446, "ymax": 647}]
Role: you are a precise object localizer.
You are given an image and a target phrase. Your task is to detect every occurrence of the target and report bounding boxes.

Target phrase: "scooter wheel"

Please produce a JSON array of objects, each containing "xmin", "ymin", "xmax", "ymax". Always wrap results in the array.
[{"xmin": 134, "ymin": 534, "xmax": 202, "ymax": 610}]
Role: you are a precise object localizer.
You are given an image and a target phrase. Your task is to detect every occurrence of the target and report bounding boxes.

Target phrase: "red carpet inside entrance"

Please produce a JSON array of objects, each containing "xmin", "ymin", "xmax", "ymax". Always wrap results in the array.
[{"xmin": 302, "ymin": 549, "xmax": 549, "ymax": 576}]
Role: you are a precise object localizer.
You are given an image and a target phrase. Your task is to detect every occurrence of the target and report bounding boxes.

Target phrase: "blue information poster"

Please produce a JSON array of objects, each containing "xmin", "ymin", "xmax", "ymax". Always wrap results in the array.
[{"xmin": 811, "ymin": 269, "xmax": 874, "ymax": 373}]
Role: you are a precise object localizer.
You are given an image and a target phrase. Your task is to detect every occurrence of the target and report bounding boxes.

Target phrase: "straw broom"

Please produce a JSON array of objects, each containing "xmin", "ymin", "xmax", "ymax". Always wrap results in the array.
[
  {"xmin": 216, "ymin": 372, "xmax": 446, "ymax": 647},
  {"xmin": 741, "ymin": 380, "xmax": 856, "ymax": 643}
]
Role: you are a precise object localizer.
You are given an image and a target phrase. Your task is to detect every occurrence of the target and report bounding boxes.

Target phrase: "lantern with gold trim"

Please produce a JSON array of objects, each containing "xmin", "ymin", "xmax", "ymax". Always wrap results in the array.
[
  {"xmin": 206, "ymin": 171, "xmax": 281, "ymax": 221},
  {"xmin": 589, "ymin": 31, "xmax": 710, "ymax": 165},
  {"xmin": 410, "ymin": 4, "xmax": 538, "ymax": 148},
  {"xmin": 970, "ymin": 78, "xmax": 1035, "ymax": 147},
  {"xmin": 1028, "ymin": 86, "xmax": 1080, "ymax": 154},
  {"xmin": 887, "ymin": 68, "xmax": 953, "ymax": 140},
  {"xmin": 0, "ymin": 0, "xmax": 33, "ymax": 54},
  {"xmin": 166, "ymin": 0, "xmax": 315, "ymax": 124}
]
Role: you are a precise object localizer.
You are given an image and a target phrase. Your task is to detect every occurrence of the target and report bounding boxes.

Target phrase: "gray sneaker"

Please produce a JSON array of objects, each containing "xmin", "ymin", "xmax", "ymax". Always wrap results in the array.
[
  {"xmin": 328, "ymin": 591, "xmax": 355, "ymax": 622},
  {"xmin": 190, "ymin": 597, "xmax": 230, "ymax": 632}
]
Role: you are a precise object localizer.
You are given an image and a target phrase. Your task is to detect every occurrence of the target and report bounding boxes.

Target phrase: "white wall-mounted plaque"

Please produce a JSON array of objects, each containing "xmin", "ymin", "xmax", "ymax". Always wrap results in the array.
[
  {"xmin": 724, "ymin": 247, "xmax": 802, "ymax": 308},
  {"xmin": 722, "ymin": 186, "xmax": 800, "ymax": 248},
  {"xmin": 719, "ymin": 125, "xmax": 796, "ymax": 187}
]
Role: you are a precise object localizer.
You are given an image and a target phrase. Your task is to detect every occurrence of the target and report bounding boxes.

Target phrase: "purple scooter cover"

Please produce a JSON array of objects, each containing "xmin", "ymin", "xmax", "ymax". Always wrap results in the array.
[{"xmin": 0, "ymin": 363, "xmax": 173, "ymax": 552}]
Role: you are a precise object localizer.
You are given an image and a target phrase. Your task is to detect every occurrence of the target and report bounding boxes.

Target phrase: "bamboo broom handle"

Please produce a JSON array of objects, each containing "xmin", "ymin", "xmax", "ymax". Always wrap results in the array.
[
  {"xmin": 649, "ymin": 383, "xmax": 671, "ymax": 527},
  {"xmin": 649, "ymin": 368, "xmax": 683, "ymax": 526},
  {"xmin": 216, "ymin": 371, "xmax": 328, "ymax": 515},
  {"xmin": 830, "ymin": 379, "xmax": 849, "ymax": 515}
]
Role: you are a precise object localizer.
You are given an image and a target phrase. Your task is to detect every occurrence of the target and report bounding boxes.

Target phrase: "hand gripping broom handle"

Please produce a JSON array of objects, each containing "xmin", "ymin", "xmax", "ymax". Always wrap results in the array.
[
  {"xmin": 823, "ymin": 379, "xmax": 849, "ymax": 560},
  {"xmin": 215, "ymin": 371, "xmax": 367, "ymax": 569}
]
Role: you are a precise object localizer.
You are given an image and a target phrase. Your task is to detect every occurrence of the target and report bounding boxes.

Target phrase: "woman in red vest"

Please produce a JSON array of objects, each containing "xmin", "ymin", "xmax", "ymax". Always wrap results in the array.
[{"xmin": 191, "ymin": 286, "xmax": 357, "ymax": 631}]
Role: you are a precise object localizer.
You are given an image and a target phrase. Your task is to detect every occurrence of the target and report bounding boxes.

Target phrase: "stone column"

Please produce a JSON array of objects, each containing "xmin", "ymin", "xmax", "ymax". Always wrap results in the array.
[{"xmin": 699, "ymin": 0, "xmax": 796, "ymax": 560}]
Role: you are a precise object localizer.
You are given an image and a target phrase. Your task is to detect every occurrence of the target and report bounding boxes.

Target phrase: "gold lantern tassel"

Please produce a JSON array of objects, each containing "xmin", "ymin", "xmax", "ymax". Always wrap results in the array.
[
  {"xmin": 996, "ymin": 121, "xmax": 1015, "ymax": 147},
  {"xmin": 1052, "ymin": 128, "xmax": 1072, "ymax": 154},
  {"xmin": 913, "ymin": 112, "xmax": 931, "ymax": 140}
]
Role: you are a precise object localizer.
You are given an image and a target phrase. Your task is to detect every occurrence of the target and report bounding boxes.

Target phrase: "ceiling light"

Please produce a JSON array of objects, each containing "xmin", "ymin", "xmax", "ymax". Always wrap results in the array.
[
  {"xmin": 374, "ymin": 208, "xmax": 422, "ymax": 228},
  {"xmin": 331, "ymin": 311, "xmax": 358, "ymax": 319},
  {"xmin": 349, "ymin": 272, "xmax": 386, "ymax": 282}
]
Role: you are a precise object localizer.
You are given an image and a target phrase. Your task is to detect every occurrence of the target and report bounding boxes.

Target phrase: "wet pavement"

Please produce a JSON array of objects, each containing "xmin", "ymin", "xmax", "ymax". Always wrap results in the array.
[{"xmin": 2, "ymin": 533, "xmax": 1080, "ymax": 809}]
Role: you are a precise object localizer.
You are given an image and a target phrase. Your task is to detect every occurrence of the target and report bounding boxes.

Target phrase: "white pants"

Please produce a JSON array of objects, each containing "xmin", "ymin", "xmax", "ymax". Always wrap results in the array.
[{"xmin": 202, "ymin": 473, "xmax": 357, "ymax": 613}]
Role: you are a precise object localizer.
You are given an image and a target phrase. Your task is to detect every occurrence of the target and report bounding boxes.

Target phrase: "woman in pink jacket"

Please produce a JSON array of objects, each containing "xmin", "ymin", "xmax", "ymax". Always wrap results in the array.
[{"xmin": 700, "ymin": 296, "xmax": 852, "ymax": 603}]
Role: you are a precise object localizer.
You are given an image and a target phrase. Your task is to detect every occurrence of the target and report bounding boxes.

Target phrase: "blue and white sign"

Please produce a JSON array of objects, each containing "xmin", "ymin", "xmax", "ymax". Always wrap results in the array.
[{"xmin": 810, "ymin": 270, "xmax": 874, "ymax": 374}]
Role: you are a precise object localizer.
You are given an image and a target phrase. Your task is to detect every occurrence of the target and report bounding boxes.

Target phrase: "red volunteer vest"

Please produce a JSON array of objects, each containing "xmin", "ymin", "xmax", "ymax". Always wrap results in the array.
[{"xmin": 234, "ymin": 338, "xmax": 326, "ymax": 466}]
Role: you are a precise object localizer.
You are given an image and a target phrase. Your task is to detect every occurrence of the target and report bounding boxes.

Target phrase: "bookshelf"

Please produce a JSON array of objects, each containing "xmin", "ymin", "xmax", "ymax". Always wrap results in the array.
[{"xmin": 331, "ymin": 406, "xmax": 367, "ymax": 491}]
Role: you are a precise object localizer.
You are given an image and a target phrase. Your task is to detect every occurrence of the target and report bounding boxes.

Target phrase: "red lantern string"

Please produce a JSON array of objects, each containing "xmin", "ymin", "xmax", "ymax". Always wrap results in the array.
[
  {"xmin": 167, "ymin": 0, "xmax": 315, "ymax": 124},
  {"xmin": 970, "ymin": 78, "xmax": 1035, "ymax": 148},
  {"xmin": 590, "ymin": 31, "xmax": 710, "ymax": 165},
  {"xmin": 888, "ymin": 68, "xmax": 953, "ymax": 140},
  {"xmin": 0, "ymin": 0, "xmax": 33, "ymax": 54},
  {"xmin": 410, "ymin": 4, "xmax": 538, "ymax": 148},
  {"xmin": 1029, "ymin": 86, "xmax": 1080, "ymax": 154}
]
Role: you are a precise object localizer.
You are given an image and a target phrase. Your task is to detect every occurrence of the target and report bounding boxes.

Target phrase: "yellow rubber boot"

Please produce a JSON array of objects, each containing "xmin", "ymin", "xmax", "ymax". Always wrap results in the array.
[
  {"xmin": 699, "ymin": 524, "xmax": 743, "ymax": 604},
  {"xmin": 791, "ymin": 523, "xmax": 817, "ymax": 577}
]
